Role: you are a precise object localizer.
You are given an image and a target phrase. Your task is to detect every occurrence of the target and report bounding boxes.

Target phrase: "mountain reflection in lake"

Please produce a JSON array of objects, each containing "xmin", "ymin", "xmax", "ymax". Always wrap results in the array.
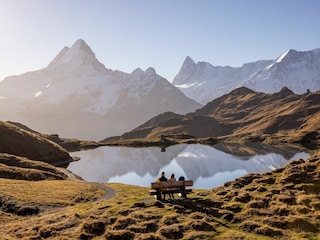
[{"xmin": 68, "ymin": 143, "xmax": 309, "ymax": 189}]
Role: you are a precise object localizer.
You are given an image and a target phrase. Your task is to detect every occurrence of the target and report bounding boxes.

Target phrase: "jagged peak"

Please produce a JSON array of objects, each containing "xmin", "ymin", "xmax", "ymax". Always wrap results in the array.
[
  {"xmin": 275, "ymin": 48, "xmax": 316, "ymax": 64},
  {"xmin": 131, "ymin": 67, "xmax": 158, "ymax": 77},
  {"xmin": 47, "ymin": 39, "xmax": 105, "ymax": 71},
  {"xmin": 145, "ymin": 67, "xmax": 157, "ymax": 76},
  {"xmin": 172, "ymin": 56, "xmax": 197, "ymax": 85},
  {"xmin": 183, "ymin": 56, "xmax": 196, "ymax": 68},
  {"xmin": 132, "ymin": 68, "xmax": 144, "ymax": 75},
  {"xmin": 71, "ymin": 39, "xmax": 92, "ymax": 52},
  {"xmin": 276, "ymin": 49, "xmax": 292, "ymax": 63}
]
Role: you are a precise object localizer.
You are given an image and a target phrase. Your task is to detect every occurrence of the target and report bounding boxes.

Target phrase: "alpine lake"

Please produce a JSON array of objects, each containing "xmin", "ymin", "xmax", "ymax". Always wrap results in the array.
[{"xmin": 68, "ymin": 143, "xmax": 311, "ymax": 190}]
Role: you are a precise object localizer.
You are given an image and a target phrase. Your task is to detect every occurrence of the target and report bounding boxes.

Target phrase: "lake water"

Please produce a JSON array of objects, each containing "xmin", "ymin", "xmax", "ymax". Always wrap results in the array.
[{"xmin": 68, "ymin": 143, "xmax": 309, "ymax": 189}]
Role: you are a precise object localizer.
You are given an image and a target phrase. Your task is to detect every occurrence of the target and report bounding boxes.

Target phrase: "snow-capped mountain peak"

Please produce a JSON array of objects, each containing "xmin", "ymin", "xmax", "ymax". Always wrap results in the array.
[
  {"xmin": 173, "ymin": 56, "xmax": 198, "ymax": 85},
  {"xmin": 174, "ymin": 48, "xmax": 320, "ymax": 104},
  {"xmin": 47, "ymin": 39, "xmax": 106, "ymax": 71}
]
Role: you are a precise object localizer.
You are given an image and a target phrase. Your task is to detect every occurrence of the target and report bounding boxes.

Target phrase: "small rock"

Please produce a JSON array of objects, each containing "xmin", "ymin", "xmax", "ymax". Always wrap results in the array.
[{"xmin": 133, "ymin": 202, "xmax": 146, "ymax": 208}]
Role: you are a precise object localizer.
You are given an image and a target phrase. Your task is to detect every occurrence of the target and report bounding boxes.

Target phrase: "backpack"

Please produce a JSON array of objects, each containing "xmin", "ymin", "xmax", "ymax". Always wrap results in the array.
[{"xmin": 178, "ymin": 176, "xmax": 185, "ymax": 181}]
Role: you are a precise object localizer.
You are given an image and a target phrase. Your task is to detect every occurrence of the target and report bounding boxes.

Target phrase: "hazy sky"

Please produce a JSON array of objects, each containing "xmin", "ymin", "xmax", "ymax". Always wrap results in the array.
[{"xmin": 1, "ymin": 0, "xmax": 320, "ymax": 82}]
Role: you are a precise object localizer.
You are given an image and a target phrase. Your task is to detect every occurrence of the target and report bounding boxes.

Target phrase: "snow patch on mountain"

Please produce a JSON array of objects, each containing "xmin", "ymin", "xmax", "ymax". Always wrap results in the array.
[{"xmin": 276, "ymin": 49, "xmax": 290, "ymax": 63}]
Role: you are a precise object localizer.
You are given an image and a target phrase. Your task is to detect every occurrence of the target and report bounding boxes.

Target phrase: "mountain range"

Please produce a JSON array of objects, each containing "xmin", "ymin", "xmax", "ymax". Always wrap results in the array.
[
  {"xmin": 107, "ymin": 87, "xmax": 320, "ymax": 144},
  {"xmin": 0, "ymin": 39, "xmax": 319, "ymax": 141},
  {"xmin": 173, "ymin": 49, "xmax": 320, "ymax": 104},
  {"xmin": 0, "ymin": 39, "xmax": 201, "ymax": 141}
]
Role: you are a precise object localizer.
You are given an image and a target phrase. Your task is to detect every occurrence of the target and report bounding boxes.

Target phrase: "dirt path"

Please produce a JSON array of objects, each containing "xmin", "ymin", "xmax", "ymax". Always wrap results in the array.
[
  {"xmin": 91, "ymin": 183, "xmax": 116, "ymax": 200},
  {"xmin": 58, "ymin": 168, "xmax": 116, "ymax": 200}
]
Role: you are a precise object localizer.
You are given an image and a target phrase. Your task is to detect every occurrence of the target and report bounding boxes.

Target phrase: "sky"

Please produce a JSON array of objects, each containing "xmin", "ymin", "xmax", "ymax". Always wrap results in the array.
[{"xmin": 1, "ymin": 0, "xmax": 320, "ymax": 82}]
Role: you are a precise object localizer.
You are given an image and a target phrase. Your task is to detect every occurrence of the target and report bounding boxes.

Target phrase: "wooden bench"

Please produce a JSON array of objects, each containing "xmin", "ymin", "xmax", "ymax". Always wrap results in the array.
[{"xmin": 149, "ymin": 180, "xmax": 193, "ymax": 200}]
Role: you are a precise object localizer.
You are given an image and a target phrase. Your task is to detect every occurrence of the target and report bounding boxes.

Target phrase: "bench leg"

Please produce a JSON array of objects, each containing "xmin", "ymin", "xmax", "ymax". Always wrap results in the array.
[
  {"xmin": 163, "ymin": 193, "xmax": 167, "ymax": 200},
  {"xmin": 156, "ymin": 192, "xmax": 162, "ymax": 201},
  {"xmin": 180, "ymin": 187, "xmax": 186, "ymax": 199}
]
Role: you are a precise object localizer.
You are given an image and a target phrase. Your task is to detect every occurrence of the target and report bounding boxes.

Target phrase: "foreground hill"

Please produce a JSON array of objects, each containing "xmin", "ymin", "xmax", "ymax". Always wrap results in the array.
[
  {"xmin": 0, "ymin": 120, "xmax": 72, "ymax": 180},
  {"xmin": 7, "ymin": 121, "xmax": 102, "ymax": 152},
  {"xmin": 0, "ymin": 121, "xmax": 71, "ymax": 164},
  {"xmin": 0, "ymin": 152, "xmax": 319, "ymax": 239},
  {"xmin": 104, "ymin": 87, "xmax": 320, "ymax": 145}
]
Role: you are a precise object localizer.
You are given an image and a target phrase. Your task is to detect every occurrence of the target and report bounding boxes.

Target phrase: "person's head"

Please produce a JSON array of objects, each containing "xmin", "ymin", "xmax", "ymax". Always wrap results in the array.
[
  {"xmin": 161, "ymin": 171, "xmax": 165, "ymax": 176},
  {"xmin": 171, "ymin": 173, "xmax": 175, "ymax": 178}
]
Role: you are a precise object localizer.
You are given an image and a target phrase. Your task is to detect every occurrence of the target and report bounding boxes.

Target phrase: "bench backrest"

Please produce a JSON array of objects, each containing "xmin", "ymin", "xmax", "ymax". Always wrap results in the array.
[{"xmin": 151, "ymin": 180, "xmax": 193, "ymax": 190}]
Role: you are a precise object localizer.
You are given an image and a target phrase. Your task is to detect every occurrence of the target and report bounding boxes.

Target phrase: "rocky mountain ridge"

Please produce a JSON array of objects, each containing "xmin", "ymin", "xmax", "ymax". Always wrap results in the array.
[{"xmin": 106, "ymin": 87, "xmax": 320, "ymax": 145}]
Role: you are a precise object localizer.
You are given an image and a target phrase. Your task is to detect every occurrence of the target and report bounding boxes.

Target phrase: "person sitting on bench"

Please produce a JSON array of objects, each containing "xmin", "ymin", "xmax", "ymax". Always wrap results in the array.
[
  {"xmin": 168, "ymin": 173, "xmax": 176, "ymax": 199},
  {"xmin": 157, "ymin": 171, "xmax": 167, "ymax": 199},
  {"xmin": 157, "ymin": 171, "xmax": 167, "ymax": 182}
]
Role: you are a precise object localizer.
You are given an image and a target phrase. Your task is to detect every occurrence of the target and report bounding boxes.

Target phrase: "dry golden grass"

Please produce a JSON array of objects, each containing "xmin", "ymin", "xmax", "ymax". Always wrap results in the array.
[
  {"xmin": 0, "ymin": 121, "xmax": 71, "ymax": 164},
  {"xmin": 0, "ymin": 153, "xmax": 68, "ymax": 181},
  {"xmin": 0, "ymin": 178, "xmax": 105, "ymax": 207},
  {"xmin": 0, "ymin": 181, "xmax": 315, "ymax": 240}
]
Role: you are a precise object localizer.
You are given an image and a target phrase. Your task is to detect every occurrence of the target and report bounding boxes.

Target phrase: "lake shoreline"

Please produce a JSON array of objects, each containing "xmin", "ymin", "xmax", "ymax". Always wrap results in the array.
[
  {"xmin": 67, "ymin": 142, "xmax": 312, "ymax": 190},
  {"xmin": 99, "ymin": 133, "xmax": 319, "ymax": 150}
]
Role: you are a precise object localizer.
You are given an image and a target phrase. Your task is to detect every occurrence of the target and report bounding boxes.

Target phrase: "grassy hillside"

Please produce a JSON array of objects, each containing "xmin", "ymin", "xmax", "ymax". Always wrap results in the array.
[{"xmin": 0, "ymin": 121, "xmax": 71, "ymax": 164}]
